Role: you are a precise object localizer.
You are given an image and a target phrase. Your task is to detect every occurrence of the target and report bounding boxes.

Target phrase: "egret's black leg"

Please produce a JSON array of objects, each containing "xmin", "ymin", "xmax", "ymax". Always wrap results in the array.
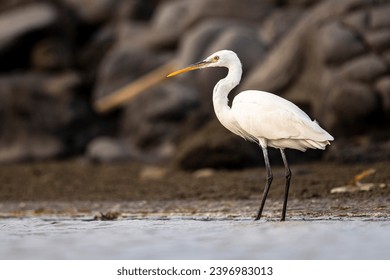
[
  {"xmin": 255, "ymin": 147, "xmax": 273, "ymax": 220},
  {"xmin": 280, "ymin": 149, "xmax": 291, "ymax": 221}
]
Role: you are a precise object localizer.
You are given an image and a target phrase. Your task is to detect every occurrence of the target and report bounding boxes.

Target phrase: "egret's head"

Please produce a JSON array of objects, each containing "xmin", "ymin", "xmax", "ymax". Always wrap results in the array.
[{"xmin": 167, "ymin": 50, "xmax": 239, "ymax": 77}]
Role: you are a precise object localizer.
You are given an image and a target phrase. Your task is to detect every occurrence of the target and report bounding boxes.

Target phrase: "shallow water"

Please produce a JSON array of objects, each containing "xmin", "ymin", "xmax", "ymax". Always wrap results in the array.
[{"xmin": 1, "ymin": 216, "xmax": 390, "ymax": 259}]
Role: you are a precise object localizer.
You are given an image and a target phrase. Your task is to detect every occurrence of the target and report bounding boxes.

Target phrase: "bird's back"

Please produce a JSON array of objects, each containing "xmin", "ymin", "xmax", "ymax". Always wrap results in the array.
[{"xmin": 230, "ymin": 90, "xmax": 334, "ymax": 151}]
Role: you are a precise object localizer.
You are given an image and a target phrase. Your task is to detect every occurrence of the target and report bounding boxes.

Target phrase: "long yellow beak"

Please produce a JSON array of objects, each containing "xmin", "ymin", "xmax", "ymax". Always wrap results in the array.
[{"xmin": 167, "ymin": 61, "xmax": 210, "ymax": 77}]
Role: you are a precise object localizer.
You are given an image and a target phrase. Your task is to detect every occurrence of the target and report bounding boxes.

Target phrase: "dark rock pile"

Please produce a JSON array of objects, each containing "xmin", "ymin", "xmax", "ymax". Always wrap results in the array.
[{"xmin": 0, "ymin": 0, "xmax": 389, "ymax": 168}]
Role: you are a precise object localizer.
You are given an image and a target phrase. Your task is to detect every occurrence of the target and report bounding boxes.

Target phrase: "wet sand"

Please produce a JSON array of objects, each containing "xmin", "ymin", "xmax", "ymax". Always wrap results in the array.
[
  {"xmin": 1, "ymin": 160, "xmax": 389, "ymax": 260},
  {"xmin": 0, "ymin": 160, "xmax": 389, "ymax": 219}
]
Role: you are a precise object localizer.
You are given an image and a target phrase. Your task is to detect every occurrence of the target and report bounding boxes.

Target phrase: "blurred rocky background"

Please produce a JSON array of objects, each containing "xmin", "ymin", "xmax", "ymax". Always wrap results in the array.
[{"xmin": 0, "ymin": 0, "xmax": 389, "ymax": 169}]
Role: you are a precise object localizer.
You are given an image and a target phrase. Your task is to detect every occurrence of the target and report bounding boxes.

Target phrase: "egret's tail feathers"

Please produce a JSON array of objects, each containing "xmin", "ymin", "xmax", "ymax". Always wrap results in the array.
[
  {"xmin": 304, "ymin": 139, "xmax": 331, "ymax": 150},
  {"xmin": 267, "ymin": 138, "xmax": 331, "ymax": 151},
  {"xmin": 309, "ymin": 120, "xmax": 334, "ymax": 141}
]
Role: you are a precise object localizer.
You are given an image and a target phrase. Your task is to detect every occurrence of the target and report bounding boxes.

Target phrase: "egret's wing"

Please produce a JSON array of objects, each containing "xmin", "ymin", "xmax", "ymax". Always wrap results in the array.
[
  {"xmin": 231, "ymin": 91, "xmax": 330, "ymax": 141},
  {"xmin": 232, "ymin": 103, "xmax": 302, "ymax": 140}
]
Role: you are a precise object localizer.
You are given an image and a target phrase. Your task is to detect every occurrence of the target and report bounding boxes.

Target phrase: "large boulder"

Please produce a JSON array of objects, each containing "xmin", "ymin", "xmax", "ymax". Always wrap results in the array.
[
  {"xmin": 0, "ymin": 72, "xmax": 95, "ymax": 163},
  {"xmin": 93, "ymin": 45, "xmax": 171, "ymax": 100},
  {"xmin": 173, "ymin": 120, "xmax": 261, "ymax": 170},
  {"xmin": 0, "ymin": 2, "xmax": 59, "ymax": 51},
  {"xmin": 0, "ymin": 3, "xmax": 65, "ymax": 71},
  {"xmin": 117, "ymin": 0, "xmax": 273, "ymax": 52},
  {"xmin": 118, "ymin": 81, "xmax": 200, "ymax": 161},
  {"xmin": 58, "ymin": 0, "xmax": 117, "ymax": 25},
  {"xmin": 151, "ymin": 0, "xmax": 273, "ymax": 34}
]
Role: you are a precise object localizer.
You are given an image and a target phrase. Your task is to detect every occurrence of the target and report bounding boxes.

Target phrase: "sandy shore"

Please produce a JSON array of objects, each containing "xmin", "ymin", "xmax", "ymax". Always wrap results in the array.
[{"xmin": 0, "ymin": 160, "xmax": 389, "ymax": 219}]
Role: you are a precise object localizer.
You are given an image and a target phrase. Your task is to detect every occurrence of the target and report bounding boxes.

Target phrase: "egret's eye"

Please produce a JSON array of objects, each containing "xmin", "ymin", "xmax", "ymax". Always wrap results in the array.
[{"xmin": 213, "ymin": 55, "xmax": 219, "ymax": 62}]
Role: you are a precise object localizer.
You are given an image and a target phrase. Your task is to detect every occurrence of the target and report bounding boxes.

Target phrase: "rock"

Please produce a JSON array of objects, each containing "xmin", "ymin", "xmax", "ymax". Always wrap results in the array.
[
  {"xmin": 86, "ymin": 137, "xmax": 132, "ymax": 162},
  {"xmin": 260, "ymin": 7, "xmax": 304, "ymax": 45},
  {"xmin": 187, "ymin": 0, "xmax": 273, "ymax": 25},
  {"xmin": 384, "ymin": 50, "xmax": 390, "ymax": 64},
  {"xmin": 375, "ymin": 77, "xmax": 390, "ymax": 117},
  {"xmin": 151, "ymin": 0, "xmax": 272, "ymax": 34},
  {"xmin": 173, "ymin": 120, "xmax": 261, "ymax": 170},
  {"xmin": 325, "ymin": 82, "xmax": 379, "ymax": 132},
  {"xmin": 151, "ymin": 0, "xmax": 193, "ymax": 33},
  {"xmin": 0, "ymin": 135, "xmax": 63, "ymax": 163},
  {"xmin": 30, "ymin": 38, "xmax": 72, "ymax": 71},
  {"xmin": 0, "ymin": 3, "xmax": 62, "ymax": 71},
  {"xmin": 203, "ymin": 26, "xmax": 267, "ymax": 72},
  {"xmin": 41, "ymin": 72, "xmax": 81, "ymax": 96},
  {"xmin": 319, "ymin": 21, "xmax": 366, "ymax": 66},
  {"xmin": 176, "ymin": 20, "xmax": 245, "ymax": 68},
  {"xmin": 343, "ymin": 9, "xmax": 369, "ymax": 31},
  {"xmin": 139, "ymin": 166, "xmax": 167, "ymax": 180},
  {"xmin": 192, "ymin": 168, "xmax": 215, "ymax": 178},
  {"xmin": 240, "ymin": 0, "xmax": 370, "ymax": 93},
  {"xmin": 370, "ymin": 3, "xmax": 390, "ymax": 29},
  {"xmin": 93, "ymin": 46, "xmax": 171, "ymax": 100},
  {"xmin": 365, "ymin": 29, "xmax": 390, "ymax": 53},
  {"xmin": 0, "ymin": 72, "xmax": 82, "ymax": 127},
  {"xmin": 338, "ymin": 54, "xmax": 388, "ymax": 83},
  {"xmin": 120, "ymin": 81, "xmax": 200, "ymax": 157},
  {"xmin": 59, "ymin": 0, "xmax": 117, "ymax": 24},
  {"xmin": 114, "ymin": 0, "xmax": 155, "ymax": 21},
  {"xmin": 326, "ymin": 137, "xmax": 390, "ymax": 163},
  {"xmin": 0, "ymin": 72, "xmax": 94, "ymax": 162},
  {"xmin": 133, "ymin": 0, "xmax": 273, "ymax": 52},
  {"xmin": 283, "ymin": 0, "xmax": 319, "ymax": 6},
  {"xmin": 77, "ymin": 23, "xmax": 116, "ymax": 76},
  {"xmin": 0, "ymin": 3, "xmax": 59, "ymax": 51},
  {"xmin": 123, "ymin": 0, "xmax": 273, "ymax": 53}
]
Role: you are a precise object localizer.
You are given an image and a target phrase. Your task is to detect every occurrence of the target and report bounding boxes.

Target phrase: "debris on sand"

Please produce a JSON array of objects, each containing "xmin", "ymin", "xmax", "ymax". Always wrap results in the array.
[
  {"xmin": 94, "ymin": 211, "xmax": 121, "ymax": 221},
  {"xmin": 330, "ymin": 168, "xmax": 387, "ymax": 194}
]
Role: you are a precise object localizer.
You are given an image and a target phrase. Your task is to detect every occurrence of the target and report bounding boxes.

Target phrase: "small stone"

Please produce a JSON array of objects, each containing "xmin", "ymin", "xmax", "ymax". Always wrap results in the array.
[
  {"xmin": 193, "ymin": 168, "xmax": 215, "ymax": 178},
  {"xmin": 139, "ymin": 166, "xmax": 167, "ymax": 180},
  {"xmin": 86, "ymin": 137, "xmax": 132, "ymax": 163}
]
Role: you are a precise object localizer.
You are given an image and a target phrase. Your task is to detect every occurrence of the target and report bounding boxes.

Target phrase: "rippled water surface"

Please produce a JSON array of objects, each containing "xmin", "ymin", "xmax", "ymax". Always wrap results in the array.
[{"xmin": 1, "ymin": 217, "xmax": 390, "ymax": 259}]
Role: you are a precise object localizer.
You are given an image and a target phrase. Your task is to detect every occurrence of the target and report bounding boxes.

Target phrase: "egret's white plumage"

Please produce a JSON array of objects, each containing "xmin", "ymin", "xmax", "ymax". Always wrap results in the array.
[
  {"xmin": 168, "ymin": 50, "xmax": 334, "ymax": 221},
  {"xmin": 231, "ymin": 90, "xmax": 333, "ymax": 151}
]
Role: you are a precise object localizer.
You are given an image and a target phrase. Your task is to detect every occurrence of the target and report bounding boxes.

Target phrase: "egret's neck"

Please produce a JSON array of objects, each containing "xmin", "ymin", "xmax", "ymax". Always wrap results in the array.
[{"xmin": 212, "ymin": 63, "xmax": 242, "ymax": 122}]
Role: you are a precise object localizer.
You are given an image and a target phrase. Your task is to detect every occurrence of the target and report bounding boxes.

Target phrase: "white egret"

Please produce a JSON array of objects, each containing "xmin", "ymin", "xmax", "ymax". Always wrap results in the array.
[{"xmin": 167, "ymin": 50, "xmax": 334, "ymax": 221}]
